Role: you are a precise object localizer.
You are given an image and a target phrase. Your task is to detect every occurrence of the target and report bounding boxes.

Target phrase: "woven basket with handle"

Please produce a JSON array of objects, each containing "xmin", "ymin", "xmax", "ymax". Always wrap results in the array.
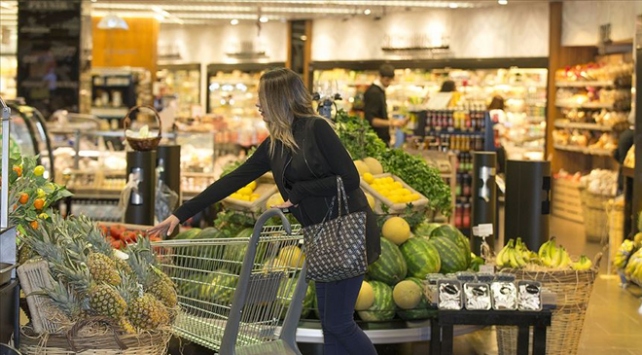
[
  {"xmin": 123, "ymin": 105, "xmax": 162, "ymax": 151},
  {"xmin": 496, "ymin": 253, "xmax": 601, "ymax": 355}
]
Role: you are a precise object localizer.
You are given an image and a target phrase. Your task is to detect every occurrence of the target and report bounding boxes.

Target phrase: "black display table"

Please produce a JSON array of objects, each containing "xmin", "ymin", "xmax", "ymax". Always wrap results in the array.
[{"xmin": 430, "ymin": 309, "xmax": 552, "ymax": 355}]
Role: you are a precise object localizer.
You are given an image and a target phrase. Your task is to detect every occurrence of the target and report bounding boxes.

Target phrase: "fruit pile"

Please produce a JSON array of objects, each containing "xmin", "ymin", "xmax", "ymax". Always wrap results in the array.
[
  {"xmin": 495, "ymin": 237, "xmax": 593, "ymax": 271},
  {"xmin": 97, "ymin": 223, "xmax": 161, "ymax": 249},
  {"xmin": 18, "ymin": 214, "xmax": 177, "ymax": 334},
  {"xmin": 362, "ymin": 174, "xmax": 422, "ymax": 204},
  {"xmin": 228, "ymin": 180, "xmax": 260, "ymax": 202}
]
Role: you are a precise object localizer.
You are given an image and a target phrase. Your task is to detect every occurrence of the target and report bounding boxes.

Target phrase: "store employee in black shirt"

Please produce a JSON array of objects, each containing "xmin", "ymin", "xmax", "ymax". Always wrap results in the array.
[{"xmin": 363, "ymin": 64, "xmax": 408, "ymax": 145}]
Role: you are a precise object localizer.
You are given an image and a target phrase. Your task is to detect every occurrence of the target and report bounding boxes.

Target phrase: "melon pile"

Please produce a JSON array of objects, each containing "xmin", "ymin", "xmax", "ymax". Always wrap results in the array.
[{"xmin": 354, "ymin": 216, "xmax": 476, "ymax": 322}]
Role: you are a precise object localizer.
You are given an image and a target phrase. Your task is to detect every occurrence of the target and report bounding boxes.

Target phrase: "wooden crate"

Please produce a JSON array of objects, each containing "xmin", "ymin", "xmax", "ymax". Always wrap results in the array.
[
  {"xmin": 360, "ymin": 173, "xmax": 429, "ymax": 214},
  {"xmin": 551, "ymin": 178, "xmax": 584, "ymax": 223}
]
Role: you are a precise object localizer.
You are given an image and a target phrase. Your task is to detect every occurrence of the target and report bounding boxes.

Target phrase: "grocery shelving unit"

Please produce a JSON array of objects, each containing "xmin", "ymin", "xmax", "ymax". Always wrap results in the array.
[{"xmin": 156, "ymin": 63, "xmax": 202, "ymax": 119}]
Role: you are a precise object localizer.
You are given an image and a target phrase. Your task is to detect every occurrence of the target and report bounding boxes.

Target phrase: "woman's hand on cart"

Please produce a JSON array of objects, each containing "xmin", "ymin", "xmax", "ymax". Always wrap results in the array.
[{"xmin": 147, "ymin": 214, "xmax": 180, "ymax": 237}]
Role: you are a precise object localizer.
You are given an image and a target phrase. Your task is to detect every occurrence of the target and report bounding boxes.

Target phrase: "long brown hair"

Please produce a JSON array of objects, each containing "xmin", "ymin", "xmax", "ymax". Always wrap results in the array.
[{"xmin": 259, "ymin": 68, "xmax": 317, "ymax": 156}]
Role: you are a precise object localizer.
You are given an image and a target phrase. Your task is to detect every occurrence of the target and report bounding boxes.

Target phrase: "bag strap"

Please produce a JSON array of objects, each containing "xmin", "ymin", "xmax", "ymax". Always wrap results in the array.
[{"xmin": 336, "ymin": 176, "xmax": 350, "ymax": 217}]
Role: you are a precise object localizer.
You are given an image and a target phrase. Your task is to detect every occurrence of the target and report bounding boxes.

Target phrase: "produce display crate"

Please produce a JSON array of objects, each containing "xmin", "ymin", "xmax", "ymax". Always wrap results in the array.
[
  {"xmin": 579, "ymin": 188, "xmax": 612, "ymax": 243},
  {"xmin": 551, "ymin": 178, "xmax": 583, "ymax": 224},
  {"xmin": 360, "ymin": 173, "xmax": 429, "ymax": 214},
  {"xmin": 496, "ymin": 256, "xmax": 600, "ymax": 355},
  {"xmin": 606, "ymin": 198, "xmax": 624, "ymax": 274},
  {"xmin": 222, "ymin": 183, "xmax": 277, "ymax": 213}
]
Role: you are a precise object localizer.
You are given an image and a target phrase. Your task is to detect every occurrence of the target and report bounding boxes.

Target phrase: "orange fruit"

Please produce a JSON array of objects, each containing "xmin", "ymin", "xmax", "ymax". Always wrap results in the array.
[
  {"xmin": 12, "ymin": 165, "xmax": 22, "ymax": 177},
  {"xmin": 30, "ymin": 220, "xmax": 38, "ymax": 229},
  {"xmin": 18, "ymin": 193, "xmax": 29, "ymax": 204},
  {"xmin": 33, "ymin": 198, "xmax": 45, "ymax": 210}
]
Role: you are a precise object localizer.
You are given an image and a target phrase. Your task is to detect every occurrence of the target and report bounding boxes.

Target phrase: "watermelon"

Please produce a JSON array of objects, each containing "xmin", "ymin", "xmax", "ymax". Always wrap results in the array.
[
  {"xmin": 430, "ymin": 224, "xmax": 471, "ymax": 267},
  {"xmin": 396, "ymin": 277, "xmax": 434, "ymax": 321},
  {"xmin": 367, "ymin": 237, "xmax": 407, "ymax": 286},
  {"xmin": 427, "ymin": 236, "xmax": 468, "ymax": 274},
  {"xmin": 399, "ymin": 237, "xmax": 441, "ymax": 279},
  {"xmin": 413, "ymin": 222, "xmax": 441, "ymax": 238},
  {"xmin": 174, "ymin": 228, "xmax": 201, "ymax": 240},
  {"xmin": 278, "ymin": 277, "xmax": 314, "ymax": 320},
  {"xmin": 200, "ymin": 269, "xmax": 239, "ymax": 305},
  {"xmin": 223, "ymin": 228, "xmax": 255, "ymax": 263},
  {"xmin": 357, "ymin": 280, "xmax": 395, "ymax": 322}
]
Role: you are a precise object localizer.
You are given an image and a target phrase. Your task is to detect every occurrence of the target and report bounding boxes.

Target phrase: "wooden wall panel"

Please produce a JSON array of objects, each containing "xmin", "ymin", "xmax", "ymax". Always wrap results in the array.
[
  {"xmin": 546, "ymin": 1, "xmax": 598, "ymax": 173},
  {"xmin": 91, "ymin": 17, "xmax": 159, "ymax": 75}
]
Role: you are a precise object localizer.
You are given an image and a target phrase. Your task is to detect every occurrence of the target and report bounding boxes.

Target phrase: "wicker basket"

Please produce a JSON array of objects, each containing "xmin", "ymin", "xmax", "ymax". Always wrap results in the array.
[
  {"xmin": 19, "ymin": 320, "xmax": 170, "ymax": 355},
  {"xmin": 606, "ymin": 198, "xmax": 625, "ymax": 274},
  {"xmin": 496, "ymin": 256, "xmax": 600, "ymax": 355},
  {"xmin": 579, "ymin": 188, "xmax": 611, "ymax": 243},
  {"xmin": 123, "ymin": 106, "xmax": 162, "ymax": 151},
  {"xmin": 16, "ymin": 260, "xmax": 60, "ymax": 334}
]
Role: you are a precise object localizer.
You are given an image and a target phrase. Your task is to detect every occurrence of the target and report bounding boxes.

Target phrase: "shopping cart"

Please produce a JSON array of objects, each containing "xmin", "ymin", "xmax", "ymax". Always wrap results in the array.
[{"xmin": 152, "ymin": 208, "xmax": 308, "ymax": 355}]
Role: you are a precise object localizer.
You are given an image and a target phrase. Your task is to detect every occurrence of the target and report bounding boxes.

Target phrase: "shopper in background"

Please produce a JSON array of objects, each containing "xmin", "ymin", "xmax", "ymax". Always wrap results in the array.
[
  {"xmin": 363, "ymin": 64, "xmax": 408, "ymax": 145},
  {"xmin": 440, "ymin": 80, "xmax": 456, "ymax": 93},
  {"xmin": 148, "ymin": 68, "xmax": 380, "ymax": 355},
  {"xmin": 488, "ymin": 95, "xmax": 507, "ymax": 175}
]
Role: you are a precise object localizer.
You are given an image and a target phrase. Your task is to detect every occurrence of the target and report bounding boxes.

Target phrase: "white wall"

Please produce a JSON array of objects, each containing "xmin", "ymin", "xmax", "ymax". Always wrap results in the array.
[
  {"xmin": 158, "ymin": 22, "xmax": 288, "ymax": 64},
  {"xmin": 562, "ymin": 0, "xmax": 642, "ymax": 46},
  {"xmin": 312, "ymin": 3, "xmax": 550, "ymax": 61}
]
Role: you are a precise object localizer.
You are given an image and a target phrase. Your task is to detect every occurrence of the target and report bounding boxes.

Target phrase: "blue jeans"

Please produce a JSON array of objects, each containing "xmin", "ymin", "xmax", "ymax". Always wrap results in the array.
[{"xmin": 315, "ymin": 275, "xmax": 378, "ymax": 355}]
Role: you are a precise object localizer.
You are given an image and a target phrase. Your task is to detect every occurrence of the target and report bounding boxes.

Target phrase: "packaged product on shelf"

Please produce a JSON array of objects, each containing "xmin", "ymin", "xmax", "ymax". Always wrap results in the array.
[
  {"xmin": 464, "ymin": 282, "xmax": 492, "ymax": 310},
  {"xmin": 437, "ymin": 279, "xmax": 463, "ymax": 310},
  {"xmin": 491, "ymin": 274, "xmax": 518, "ymax": 311},
  {"xmin": 517, "ymin": 281, "xmax": 542, "ymax": 311}
]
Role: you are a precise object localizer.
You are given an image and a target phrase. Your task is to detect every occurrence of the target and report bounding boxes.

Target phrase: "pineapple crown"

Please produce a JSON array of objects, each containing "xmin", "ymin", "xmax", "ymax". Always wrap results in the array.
[
  {"xmin": 44, "ymin": 279, "xmax": 86, "ymax": 320},
  {"xmin": 115, "ymin": 270, "xmax": 142, "ymax": 304}
]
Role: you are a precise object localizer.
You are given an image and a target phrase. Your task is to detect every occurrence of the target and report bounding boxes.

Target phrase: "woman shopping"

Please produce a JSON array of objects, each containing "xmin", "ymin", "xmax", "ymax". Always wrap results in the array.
[{"xmin": 148, "ymin": 68, "xmax": 380, "ymax": 355}]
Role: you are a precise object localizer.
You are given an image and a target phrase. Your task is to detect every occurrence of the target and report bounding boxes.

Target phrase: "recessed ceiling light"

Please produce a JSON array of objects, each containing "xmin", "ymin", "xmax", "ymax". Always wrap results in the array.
[
  {"xmin": 498, "ymin": 0, "xmax": 508, "ymax": 5},
  {"xmin": 449, "ymin": 3, "xmax": 458, "ymax": 8},
  {"xmin": 364, "ymin": 9, "xmax": 371, "ymax": 15},
  {"xmin": 259, "ymin": 16, "xmax": 268, "ymax": 23},
  {"xmin": 230, "ymin": 18, "xmax": 239, "ymax": 25}
]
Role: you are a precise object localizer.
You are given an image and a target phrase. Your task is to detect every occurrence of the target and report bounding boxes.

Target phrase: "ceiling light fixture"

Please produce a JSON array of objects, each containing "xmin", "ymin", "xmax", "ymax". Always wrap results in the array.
[
  {"xmin": 449, "ymin": 3, "xmax": 458, "ymax": 9},
  {"xmin": 498, "ymin": 0, "xmax": 508, "ymax": 5},
  {"xmin": 364, "ymin": 8, "xmax": 371, "ymax": 15},
  {"xmin": 230, "ymin": 18, "xmax": 239, "ymax": 25},
  {"xmin": 259, "ymin": 15, "xmax": 268, "ymax": 23},
  {"xmin": 97, "ymin": 13, "xmax": 129, "ymax": 30}
]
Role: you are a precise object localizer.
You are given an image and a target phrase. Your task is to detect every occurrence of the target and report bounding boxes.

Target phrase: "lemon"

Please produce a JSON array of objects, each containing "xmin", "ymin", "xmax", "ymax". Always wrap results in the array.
[
  {"xmin": 246, "ymin": 181, "xmax": 257, "ymax": 191},
  {"xmin": 362, "ymin": 172, "xmax": 375, "ymax": 184},
  {"xmin": 238, "ymin": 187, "xmax": 252, "ymax": 196}
]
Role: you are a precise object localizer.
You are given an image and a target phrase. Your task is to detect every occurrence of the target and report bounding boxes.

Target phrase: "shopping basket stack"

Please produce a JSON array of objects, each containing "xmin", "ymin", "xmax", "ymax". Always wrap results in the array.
[{"xmin": 152, "ymin": 209, "xmax": 307, "ymax": 355}]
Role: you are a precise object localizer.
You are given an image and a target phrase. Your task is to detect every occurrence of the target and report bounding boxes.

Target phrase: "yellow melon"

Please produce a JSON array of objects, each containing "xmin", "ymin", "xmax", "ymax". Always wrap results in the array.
[
  {"xmin": 353, "ymin": 160, "xmax": 370, "ymax": 176},
  {"xmin": 363, "ymin": 157, "xmax": 384, "ymax": 175},
  {"xmin": 364, "ymin": 192, "xmax": 375, "ymax": 209},
  {"xmin": 261, "ymin": 257, "xmax": 288, "ymax": 274},
  {"xmin": 393, "ymin": 280, "xmax": 423, "ymax": 310},
  {"xmin": 381, "ymin": 216, "xmax": 411, "ymax": 245},
  {"xmin": 265, "ymin": 192, "xmax": 285, "ymax": 210},
  {"xmin": 355, "ymin": 281, "xmax": 375, "ymax": 311},
  {"xmin": 278, "ymin": 245, "xmax": 305, "ymax": 268}
]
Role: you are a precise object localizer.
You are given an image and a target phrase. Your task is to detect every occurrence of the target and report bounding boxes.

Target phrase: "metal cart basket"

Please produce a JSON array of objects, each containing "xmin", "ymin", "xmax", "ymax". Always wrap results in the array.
[{"xmin": 152, "ymin": 209, "xmax": 308, "ymax": 355}]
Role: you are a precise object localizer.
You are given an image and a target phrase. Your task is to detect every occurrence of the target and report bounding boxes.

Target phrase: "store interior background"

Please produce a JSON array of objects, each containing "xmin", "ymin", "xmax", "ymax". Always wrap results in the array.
[{"xmin": 2, "ymin": 1, "xmax": 642, "ymax": 354}]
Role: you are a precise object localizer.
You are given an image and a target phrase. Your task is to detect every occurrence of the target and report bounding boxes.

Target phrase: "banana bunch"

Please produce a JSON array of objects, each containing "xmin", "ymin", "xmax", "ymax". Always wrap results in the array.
[
  {"xmin": 624, "ymin": 249, "xmax": 642, "ymax": 282},
  {"xmin": 538, "ymin": 238, "xmax": 572, "ymax": 269},
  {"xmin": 571, "ymin": 255, "xmax": 593, "ymax": 271},
  {"xmin": 496, "ymin": 239, "xmax": 527, "ymax": 269},
  {"xmin": 514, "ymin": 238, "xmax": 539, "ymax": 264},
  {"xmin": 614, "ymin": 240, "xmax": 638, "ymax": 270}
]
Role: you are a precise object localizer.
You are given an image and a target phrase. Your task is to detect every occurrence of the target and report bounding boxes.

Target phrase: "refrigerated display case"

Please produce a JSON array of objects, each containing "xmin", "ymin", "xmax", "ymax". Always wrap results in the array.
[{"xmin": 4, "ymin": 101, "xmax": 54, "ymax": 179}]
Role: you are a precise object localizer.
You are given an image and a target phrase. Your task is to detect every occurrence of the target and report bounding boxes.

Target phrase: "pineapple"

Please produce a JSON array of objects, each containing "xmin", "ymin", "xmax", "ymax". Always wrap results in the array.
[
  {"xmin": 127, "ymin": 242, "xmax": 177, "ymax": 308},
  {"xmin": 44, "ymin": 279, "xmax": 84, "ymax": 322},
  {"xmin": 88, "ymin": 284, "xmax": 127, "ymax": 318},
  {"xmin": 87, "ymin": 253, "xmax": 121, "ymax": 286},
  {"xmin": 118, "ymin": 317, "xmax": 136, "ymax": 334},
  {"xmin": 17, "ymin": 244, "xmax": 36, "ymax": 264},
  {"xmin": 127, "ymin": 293, "xmax": 170, "ymax": 330}
]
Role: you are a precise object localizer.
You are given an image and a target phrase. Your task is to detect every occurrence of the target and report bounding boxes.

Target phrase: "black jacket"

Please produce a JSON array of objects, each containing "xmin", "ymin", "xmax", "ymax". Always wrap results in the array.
[
  {"xmin": 363, "ymin": 83, "xmax": 390, "ymax": 143},
  {"xmin": 174, "ymin": 115, "xmax": 381, "ymax": 264}
]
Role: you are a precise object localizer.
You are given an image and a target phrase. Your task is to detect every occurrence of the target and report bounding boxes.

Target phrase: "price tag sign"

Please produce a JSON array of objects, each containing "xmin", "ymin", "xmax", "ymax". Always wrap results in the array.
[{"xmin": 473, "ymin": 223, "xmax": 493, "ymax": 237}]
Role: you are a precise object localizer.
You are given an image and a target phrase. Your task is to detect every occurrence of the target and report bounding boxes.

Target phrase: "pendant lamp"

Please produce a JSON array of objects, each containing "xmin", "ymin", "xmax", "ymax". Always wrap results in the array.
[{"xmin": 97, "ymin": 13, "xmax": 129, "ymax": 30}]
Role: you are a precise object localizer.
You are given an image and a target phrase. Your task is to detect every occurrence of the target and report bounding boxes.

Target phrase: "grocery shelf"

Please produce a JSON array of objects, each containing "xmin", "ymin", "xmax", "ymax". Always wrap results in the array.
[
  {"xmin": 556, "ymin": 80, "xmax": 614, "ymax": 88},
  {"xmin": 553, "ymin": 144, "xmax": 614, "ymax": 156},
  {"xmin": 555, "ymin": 102, "xmax": 613, "ymax": 109},
  {"xmin": 553, "ymin": 120, "xmax": 612, "ymax": 131}
]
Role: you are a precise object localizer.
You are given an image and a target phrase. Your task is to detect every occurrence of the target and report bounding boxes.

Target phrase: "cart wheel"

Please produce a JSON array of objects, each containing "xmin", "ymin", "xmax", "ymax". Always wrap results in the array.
[{"xmin": 0, "ymin": 343, "xmax": 21, "ymax": 355}]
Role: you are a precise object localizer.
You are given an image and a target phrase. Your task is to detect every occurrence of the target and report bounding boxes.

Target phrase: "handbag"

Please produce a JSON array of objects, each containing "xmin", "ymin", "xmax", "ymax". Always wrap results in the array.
[{"xmin": 302, "ymin": 176, "xmax": 367, "ymax": 282}]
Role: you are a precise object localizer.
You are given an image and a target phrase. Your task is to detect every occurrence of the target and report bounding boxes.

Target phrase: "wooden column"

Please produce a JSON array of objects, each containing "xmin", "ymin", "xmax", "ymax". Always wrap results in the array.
[
  {"xmin": 91, "ymin": 17, "xmax": 159, "ymax": 76},
  {"xmin": 546, "ymin": 1, "xmax": 598, "ymax": 173}
]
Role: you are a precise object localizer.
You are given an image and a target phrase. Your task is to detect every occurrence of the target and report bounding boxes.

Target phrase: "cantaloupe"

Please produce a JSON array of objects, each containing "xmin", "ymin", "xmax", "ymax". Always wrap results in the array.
[
  {"xmin": 353, "ymin": 160, "xmax": 370, "ymax": 176},
  {"xmin": 278, "ymin": 245, "xmax": 305, "ymax": 268},
  {"xmin": 355, "ymin": 280, "xmax": 375, "ymax": 311},
  {"xmin": 393, "ymin": 279, "xmax": 423, "ymax": 310},
  {"xmin": 261, "ymin": 257, "xmax": 288, "ymax": 274},
  {"xmin": 265, "ymin": 192, "xmax": 285, "ymax": 210},
  {"xmin": 381, "ymin": 217, "xmax": 411, "ymax": 245},
  {"xmin": 365, "ymin": 192, "xmax": 376, "ymax": 209},
  {"xmin": 363, "ymin": 157, "xmax": 384, "ymax": 175}
]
